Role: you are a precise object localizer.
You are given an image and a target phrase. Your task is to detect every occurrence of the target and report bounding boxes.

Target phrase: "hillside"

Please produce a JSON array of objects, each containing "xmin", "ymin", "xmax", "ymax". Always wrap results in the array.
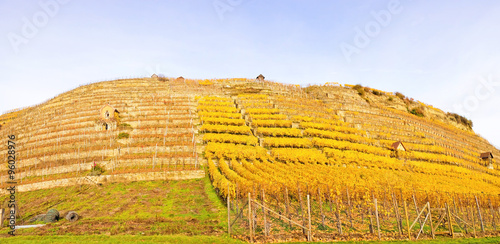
[{"xmin": 1, "ymin": 76, "xmax": 500, "ymax": 241}]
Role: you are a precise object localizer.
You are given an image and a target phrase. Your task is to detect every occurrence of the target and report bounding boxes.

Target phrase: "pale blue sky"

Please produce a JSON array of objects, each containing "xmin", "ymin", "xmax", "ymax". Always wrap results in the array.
[{"xmin": 1, "ymin": 0, "xmax": 499, "ymax": 147}]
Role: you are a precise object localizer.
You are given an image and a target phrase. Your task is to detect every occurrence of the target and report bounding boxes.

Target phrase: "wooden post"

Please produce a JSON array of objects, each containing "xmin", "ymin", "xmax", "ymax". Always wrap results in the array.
[
  {"xmin": 369, "ymin": 207, "xmax": 374, "ymax": 234},
  {"xmin": 392, "ymin": 192, "xmax": 402, "ymax": 236},
  {"xmin": 262, "ymin": 188, "xmax": 268, "ymax": 237},
  {"xmin": 404, "ymin": 200, "xmax": 411, "ymax": 240},
  {"xmin": 454, "ymin": 194, "xmax": 466, "ymax": 233},
  {"xmin": 307, "ymin": 195, "xmax": 312, "ymax": 242},
  {"xmin": 429, "ymin": 203, "xmax": 435, "ymax": 239},
  {"xmin": 0, "ymin": 208, "xmax": 4, "ymax": 227},
  {"xmin": 248, "ymin": 193, "xmax": 253, "ymax": 243},
  {"xmin": 489, "ymin": 198, "xmax": 496, "ymax": 230},
  {"xmin": 446, "ymin": 203, "xmax": 454, "ymax": 237},
  {"xmin": 470, "ymin": 206, "xmax": 477, "ymax": 238},
  {"xmin": 413, "ymin": 192, "xmax": 424, "ymax": 229},
  {"xmin": 318, "ymin": 186, "xmax": 325, "ymax": 227},
  {"xmin": 298, "ymin": 183, "xmax": 306, "ymax": 235},
  {"xmin": 153, "ymin": 143, "xmax": 157, "ymax": 169},
  {"xmin": 285, "ymin": 186, "xmax": 291, "ymax": 229},
  {"xmin": 475, "ymin": 195, "xmax": 485, "ymax": 233},
  {"xmin": 374, "ymin": 198, "xmax": 381, "ymax": 239},
  {"xmin": 336, "ymin": 195, "xmax": 343, "ymax": 235},
  {"xmin": 227, "ymin": 193, "xmax": 231, "ymax": 235},
  {"xmin": 347, "ymin": 187, "xmax": 354, "ymax": 229}
]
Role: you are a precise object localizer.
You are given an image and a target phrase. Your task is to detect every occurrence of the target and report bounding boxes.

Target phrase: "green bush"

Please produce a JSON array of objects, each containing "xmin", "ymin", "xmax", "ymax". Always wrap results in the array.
[
  {"xmin": 447, "ymin": 112, "xmax": 473, "ymax": 128},
  {"xmin": 353, "ymin": 84, "xmax": 365, "ymax": 96},
  {"xmin": 410, "ymin": 107, "xmax": 425, "ymax": 117},
  {"xmin": 372, "ymin": 90, "xmax": 382, "ymax": 96},
  {"xmin": 388, "ymin": 96, "xmax": 394, "ymax": 102},
  {"xmin": 118, "ymin": 132, "xmax": 130, "ymax": 139}
]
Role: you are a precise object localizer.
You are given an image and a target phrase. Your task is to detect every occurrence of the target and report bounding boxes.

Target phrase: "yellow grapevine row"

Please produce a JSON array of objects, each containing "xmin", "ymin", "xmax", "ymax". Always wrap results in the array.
[
  {"xmin": 238, "ymin": 94, "xmax": 269, "ymax": 100},
  {"xmin": 203, "ymin": 133, "xmax": 258, "ymax": 146},
  {"xmin": 301, "ymin": 122, "xmax": 365, "ymax": 135},
  {"xmin": 246, "ymin": 108, "xmax": 280, "ymax": 114},
  {"xmin": 312, "ymin": 138, "xmax": 391, "ymax": 157},
  {"xmin": 272, "ymin": 148, "xmax": 327, "ymax": 164},
  {"xmin": 218, "ymin": 159, "xmax": 253, "ymax": 193},
  {"xmin": 200, "ymin": 124, "xmax": 251, "ymax": 135},
  {"xmin": 252, "ymin": 119, "xmax": 292, "ymax": 128},
  {"xmin": 201, "ymin": 117, "xmax": 246, "ymax": 126},
  {"xmin": 198, "ymin": 111, "xmax": 241, "ymax": 119},
  {"xmin": 205, "ymin": 142, "xmax": 267, "ymax": 160},
  {"xmin": 292, "ymin": 115, "xmax": 341, "ymax": 125},
  {"xmin": 304, "ymin": 128, "xmax": 373, "ymax": 144},
  {"xmin": 250, "ymin": 114, "xmax": 287, "ymax": 120},
  {"xmin": 207, "ymin": 158, "xmax": 234, "ymax": 198},
  {"xmin": 263, "ymin": 137, "xmax": 312, "ymax": 148},
  {"xmin": 241, "ymin": 102, "xmax": 274, "ymax": 108},
  {"xmin": 198, "ymin": 105, "xmax": 239, "ymax": 113},
  {"xmin": 257, "ymin": 127, "xmax": 302, "ymax": 137},
  {"xmin": 198, "ymin": 101, "xmax": 234, "ymax": 107}
]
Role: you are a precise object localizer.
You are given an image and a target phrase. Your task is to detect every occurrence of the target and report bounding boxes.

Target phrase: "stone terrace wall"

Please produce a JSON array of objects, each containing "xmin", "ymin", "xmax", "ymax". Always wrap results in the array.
[{"xmin": 0, "ymin": 170, "xmax": 205, "ymax": 195}]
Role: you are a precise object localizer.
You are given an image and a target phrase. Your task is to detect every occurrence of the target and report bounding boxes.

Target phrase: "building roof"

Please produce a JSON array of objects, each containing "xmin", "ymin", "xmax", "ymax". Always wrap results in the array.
[
  {"xmin": 100, "ymin": 104, "xmax": 119, "ymax": 113},
  {"xmin": 391, "ymin": 141, "xmax": 406, "ymax": 151},
  {"xmin": 256, "ymin": 74, "xmax": 265, "ymax": 80},
  {"xmin": 480, "ymin": 152, "xmax": 493, "ymax": 159}
]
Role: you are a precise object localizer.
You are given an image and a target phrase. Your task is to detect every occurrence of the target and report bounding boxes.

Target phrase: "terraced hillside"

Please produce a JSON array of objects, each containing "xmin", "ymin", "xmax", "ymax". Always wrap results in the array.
[
  {"xmin": 1, "ymin": 76, "xmax": 499, "ymax": 193},
  {"xmin": 1, "ymin": 77, "xmax": 500, "ymax": 240}
]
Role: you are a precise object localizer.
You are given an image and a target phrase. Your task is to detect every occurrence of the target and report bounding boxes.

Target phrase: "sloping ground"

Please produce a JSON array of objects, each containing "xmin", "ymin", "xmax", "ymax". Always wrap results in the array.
[
  {"xmin": 0, "ymin": 76, "xmax": 499, "ymax": 200},
  {"xmin": 0, "ymin": 78, "xmax": 210, "ymax": 190},
  {"xmin": 1, "ymin": 77, "xmax": 500, "ymax": 242},
  {"xmin": 0, "ymin": 178, "xmax": 226, "ymax": 237}
]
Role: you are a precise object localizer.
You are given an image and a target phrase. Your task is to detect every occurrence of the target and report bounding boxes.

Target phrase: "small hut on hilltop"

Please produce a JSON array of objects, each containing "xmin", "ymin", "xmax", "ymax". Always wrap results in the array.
[
  {"xmin": 176, "ymin": 76, "xmax": 185, "ymax": 82},
  {"xmin": 256, "ymin": 74, "xmax": 265, "ymax": 82}
]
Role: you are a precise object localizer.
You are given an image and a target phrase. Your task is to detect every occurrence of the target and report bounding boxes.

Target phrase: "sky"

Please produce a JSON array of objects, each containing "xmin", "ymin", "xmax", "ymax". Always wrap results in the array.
[{"xmin": 0, "ymin": 0, "xmax": 499, "ymax": 147}]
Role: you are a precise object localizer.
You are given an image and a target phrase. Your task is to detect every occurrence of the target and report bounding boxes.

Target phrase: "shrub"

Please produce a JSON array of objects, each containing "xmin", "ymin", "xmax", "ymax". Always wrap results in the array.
[
  {"xmin": 388, "ymin": 96, "xmax": 394, "ymax": 102},
  {"xmin": 353, "ymin": 84, "xmax": 365, "ymax": 96},
  {"xmin": 410, "ymin": 107, "xmax": 425, "ymax": 117},
  {"xmin": 118, "ymin": 132, "xmax": 130, "ymax": 139},
  {"xmin": 395, "ymin": 92, "xmax": 405, "ymax": 100},
  {"xmin": 90, "ymin": 163, "xmax": 105, "ymax": 176},
  {"xmin": 119, "ymin": 123, "xmax": 132, "ymax": 130},
  {"xmin": 372, "ymin": 90, "xmax": 382, "ymax": 96},
  {"xmin": 158, "ymin": 74, "xmax": 169, "ymax": 82},
  {"xmin": 447, "ymin": 112, "xmax": 473, "ymax": 129}
]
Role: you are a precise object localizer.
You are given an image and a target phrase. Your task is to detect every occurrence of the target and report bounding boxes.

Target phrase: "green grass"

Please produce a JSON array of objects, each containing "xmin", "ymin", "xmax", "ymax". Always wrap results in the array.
[
  {"xmin": 1, "ymin": 177, "xmax": 227, "ymax": 237},
  {"xmin": 2, "ymin": 235, "xmax": 245, "ymax": 244}
]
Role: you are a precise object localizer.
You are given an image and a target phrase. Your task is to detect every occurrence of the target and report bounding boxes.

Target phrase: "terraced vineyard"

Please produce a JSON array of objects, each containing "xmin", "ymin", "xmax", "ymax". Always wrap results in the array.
[{"xmin": 1, "ymin": 77, "xmax": 499, "ymax": 242}]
